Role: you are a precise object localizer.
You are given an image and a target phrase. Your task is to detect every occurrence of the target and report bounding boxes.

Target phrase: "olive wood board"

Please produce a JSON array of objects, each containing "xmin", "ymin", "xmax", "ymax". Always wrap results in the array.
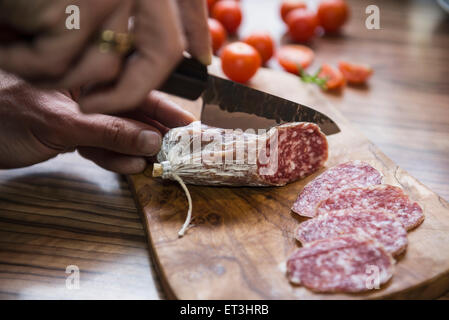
[{"xmin": 128, "ymin": 62, "xmax": 449, "ymax": 299}]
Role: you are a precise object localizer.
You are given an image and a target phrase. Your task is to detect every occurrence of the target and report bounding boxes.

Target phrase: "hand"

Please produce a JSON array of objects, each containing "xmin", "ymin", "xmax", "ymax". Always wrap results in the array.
[
  {"xmin": 0, "ymin": 70, "xmax": 196, "ymax": 174},
  {"xmin": 0, "ymin": 0, "xmax": 211, "ymax": 113}
]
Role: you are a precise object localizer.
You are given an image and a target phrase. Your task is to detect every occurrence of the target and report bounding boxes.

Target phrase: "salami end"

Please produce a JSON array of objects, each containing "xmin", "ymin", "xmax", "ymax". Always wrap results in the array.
[{"xmin": 152, "ymin": 163, "xmax": 163, "ymax": 177}]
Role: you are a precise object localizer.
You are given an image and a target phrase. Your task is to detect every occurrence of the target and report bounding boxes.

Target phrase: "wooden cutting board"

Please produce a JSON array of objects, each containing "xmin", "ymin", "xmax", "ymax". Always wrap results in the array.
[{"xmin": 128, "ymin": 63, "xmax": 449, "ymax": 299}]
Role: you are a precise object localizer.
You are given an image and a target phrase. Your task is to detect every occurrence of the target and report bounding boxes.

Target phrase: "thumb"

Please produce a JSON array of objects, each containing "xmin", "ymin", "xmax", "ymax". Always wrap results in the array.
[{"xmin": 68, "ymin": 113, "xmax": 163, "ymax": 157}]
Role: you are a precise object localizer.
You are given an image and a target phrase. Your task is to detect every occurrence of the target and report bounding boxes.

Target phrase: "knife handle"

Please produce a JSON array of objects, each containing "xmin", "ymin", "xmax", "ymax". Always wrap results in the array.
[{"xmin": 158, "ymin": 56, "xmax": 208, "ymax": 100}]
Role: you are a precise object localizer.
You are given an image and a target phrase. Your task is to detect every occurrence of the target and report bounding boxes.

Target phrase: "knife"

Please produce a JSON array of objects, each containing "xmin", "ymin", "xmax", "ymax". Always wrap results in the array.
[{"xmin": 159, "ymin": 57, "xmax": 340, "ymax": 135}]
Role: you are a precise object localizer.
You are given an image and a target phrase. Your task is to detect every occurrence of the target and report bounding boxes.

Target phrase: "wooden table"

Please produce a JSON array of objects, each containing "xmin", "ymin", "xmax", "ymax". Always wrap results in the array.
[{"xmin": 0, "ymin": 0, "xmax": 448, "ymax": 299}]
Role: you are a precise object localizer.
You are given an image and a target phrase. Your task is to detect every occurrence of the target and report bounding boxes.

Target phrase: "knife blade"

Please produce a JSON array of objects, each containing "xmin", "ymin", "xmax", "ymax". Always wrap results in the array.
[
  {"xmin": 201, "ymin": 75, "xmax": 340, "ymax": 135},
  {"xmin": 159, "ymin": 57, "xmax": 340, "ymax": 135}
]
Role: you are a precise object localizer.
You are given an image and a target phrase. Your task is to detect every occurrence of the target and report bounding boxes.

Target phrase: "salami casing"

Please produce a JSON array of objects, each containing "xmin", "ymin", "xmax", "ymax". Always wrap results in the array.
[
  {"xmin": 316, "ymin": 185, "xmax": 424, "ymax": 230},
  {"xmin": 286, "ymin": 234, "xmax": 395, "ymax": 293},
  {"xmin": 153, "ymin": 121, "xmax": 328, "ymax": 186},
  {"xmin": 291, "ymin": 160, "xmax": 383, "ymax": 217},
  {"xmin": 295, "ymin": 209, "xmax": 408, "ymax": 256}
]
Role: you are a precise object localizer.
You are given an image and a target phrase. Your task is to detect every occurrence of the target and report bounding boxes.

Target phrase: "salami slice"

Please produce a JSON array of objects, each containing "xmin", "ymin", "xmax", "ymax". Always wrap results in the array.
[
  {"xmin": 295, "ymin": 209, "xmax": 408, "ymax": 256},
  {"xmin": 291, "ymin": 160, "xmax": 383, "ymax": 217},
  {"xmin": 286, "ymin": 234, "xmax": 395, "ymax": 292},
  {"xmin": 153, "ymin": 121, "xmax": 328, "ymax": 186},
  {"xmin": 316, "ymin": 185, "xmax": 424, "ymax": 230}
]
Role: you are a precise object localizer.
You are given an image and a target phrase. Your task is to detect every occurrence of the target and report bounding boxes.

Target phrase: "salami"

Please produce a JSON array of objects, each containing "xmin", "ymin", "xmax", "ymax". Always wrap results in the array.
[
  {"xmin": 152, "ymin": 121, "xmax": 328, "ymax": 236},
  {"xmin": 286, "ymin": 234, "xmax": 395, "ymax": 292},
  {"xmin": 316, "ymin": 185, "xmax": 424, "ymax": 230},
  {"xmin": 295, "ymin": 209, "xmax": 408, "ymax": 256},
  {"xmin": 291, "ymin": 160, "xmax": 383, "ymax": 217},
  {"xmin": 153, "ymin": 121, "xmax": 328, "ymax": 186}
]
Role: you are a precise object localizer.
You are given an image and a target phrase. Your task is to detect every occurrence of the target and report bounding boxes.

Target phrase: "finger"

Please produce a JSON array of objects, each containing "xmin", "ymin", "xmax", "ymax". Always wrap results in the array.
[
  {"xmin": 79, "ymin": 0, "xmax": 186, "ymax": 114},
  {"xmin": 42, "ymin": 0, "xmax": 133, "ymax": 89},
  {"xmin": 78, "ymin": 147, "xmax": 147, "ymax": 174},
  {"xmin": 122, "ymin": 112, "xmax": 170, "ymax": 136},
  {"xmin": 0, "ymin": 43, "xmax": 64, "ymax": 80},
  {"xmin": 102, "ymin": 91, "xmax": 195, "ymax": 135},
  {"xmin": 44, "ymin": 46, "xmax": 121, "ymax": 89},
  {"xmin": 176, "ymin": 0, "xmax": 212, "ymax": 65},
  {"xmin": 68, "ymin": 113, "xmax": 162, "ymax": 157},
  {"xmin": 139, "ymin": 91, "xmax": 196, "ymax": 128}
]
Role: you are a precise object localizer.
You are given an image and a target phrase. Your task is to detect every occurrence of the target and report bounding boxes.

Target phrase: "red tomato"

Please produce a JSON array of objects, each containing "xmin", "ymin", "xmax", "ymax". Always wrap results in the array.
[
  {"xmin": 286, "ymin": 9, "xmax": 319, "ymax": 42},
  {"xmin": 208, "ymin": 18, "xmax": 227, "ymax": 54},
  {"xmin": 276, "ymin": 44, "xmax": 314, "ymax": 74},
  {"xmin": 212, "ymin": 0, "xmax": 242, "ymax": 34},
  {"xmin": 318, "ymin": 64, "xmax": 345, "ymax": 90},
  {"xmin": 317, "ymin": 0, "xmax": 349, "ymax": 33},
  {"xmin": 220, "ymin": 42, "xmax": 261, "ymax": 83},
  {"xmin": 243, "ymin": 32, "xmax": 275, "ymax": 64},
  {"xmin": 280, "ymin": 0, "xmax": 307, "ymax": 23},
  {"xmin": 338, "ymin": 61, "xmax": 373, "ymax": 84},
  {"xmin": 207, "ymin": 0, "xmax": 218, "ymax": 13}
]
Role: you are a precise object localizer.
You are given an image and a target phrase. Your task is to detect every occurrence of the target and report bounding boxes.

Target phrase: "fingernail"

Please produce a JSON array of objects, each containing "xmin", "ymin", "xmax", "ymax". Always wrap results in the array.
[
  {"xmin": 137, "ymin": 131, "xmax": 161, "ymax": 156},
  {"xmin": 199, "ymin": 50, "xmax": 213, "ymax": 66}
]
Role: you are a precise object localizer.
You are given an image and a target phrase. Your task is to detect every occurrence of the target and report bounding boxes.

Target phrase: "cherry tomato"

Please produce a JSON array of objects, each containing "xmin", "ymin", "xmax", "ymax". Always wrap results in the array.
[
  {"xmin": 286, "ymin": 9, "xmax": 319, "ymax": 42},
  {"xmin": 317, "ymin": 0, "xmax": 349, "ymax": 33},
  {"xmin": 276, "ymin": 44, "xmax": 314, "ymax": 74},
  {"xmin": 243, "ymin": 32, "xmax": 275, "ymax": 64},
  {"xmin": 207, "ymin": 0, "xmax": 218, "ymax": 13},
  {"xmin": 318, "ymin": 64, "xmax": 345, "ymax": 90},
  {"xmin": 212, "ymin": 0, "xmax": 242, "ymax": 34},
  {"xmin": 280, "ymin": 0, "xmax": 307, "ymax": 23},
  {"xmin": 338, "ymin": 61, "xmax": 373, "ymax": 84},
  {"xmin": 208, "ymin": 18, "xmax": 227, "ymax": 54},
  {"xmin": 220, "ymin": 42, "xmax": 261, "ymax": 83}
]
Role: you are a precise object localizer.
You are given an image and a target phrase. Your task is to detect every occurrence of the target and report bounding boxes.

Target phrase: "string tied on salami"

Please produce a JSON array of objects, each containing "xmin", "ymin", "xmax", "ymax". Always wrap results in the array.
[{"xmin": 153, "ymin": 162, "xmax": 193, "ymax": 237}]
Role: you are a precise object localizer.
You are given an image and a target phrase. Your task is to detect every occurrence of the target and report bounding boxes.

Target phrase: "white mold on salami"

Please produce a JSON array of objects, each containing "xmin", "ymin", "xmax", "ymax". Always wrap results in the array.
[
  {"xmin": 286, "ymin": 234, "xmax": 395, "ymax": 293},
  {"xmin": 291, "ymin": 160, "xmax": 383, "ymax": 217},
  {"xmin": 316, "ymin": 185, "xmax": 424, "ymax": 230},
  {"xmin": 295, "ymin": 209, "xmax": 408, "ymax": 256}
]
